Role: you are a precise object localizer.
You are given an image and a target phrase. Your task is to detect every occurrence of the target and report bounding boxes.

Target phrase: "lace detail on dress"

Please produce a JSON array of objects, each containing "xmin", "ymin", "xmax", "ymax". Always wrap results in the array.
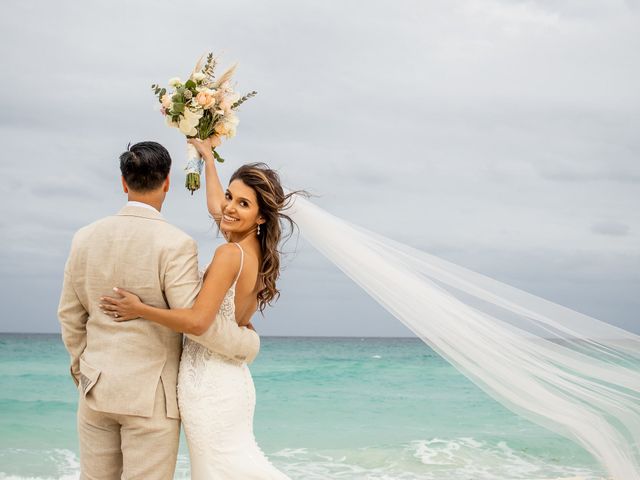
[{"xmin": 178, "ymin": 243, "xmax": 289, "ymax": 479}]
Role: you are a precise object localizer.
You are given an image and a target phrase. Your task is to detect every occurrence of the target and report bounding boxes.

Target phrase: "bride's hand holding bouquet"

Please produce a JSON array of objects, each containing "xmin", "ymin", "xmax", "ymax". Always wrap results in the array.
[{"xmin": 187, "ymin": 135, "xmax": 219, "ymax": 161}]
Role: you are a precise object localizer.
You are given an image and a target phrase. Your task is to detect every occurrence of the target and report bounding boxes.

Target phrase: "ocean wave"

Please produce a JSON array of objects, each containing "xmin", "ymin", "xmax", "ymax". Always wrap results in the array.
[
  {"xmin": 0, "ymin": 437, "xmax": 604, "ymax": 480},
  {"xmin": 271, "ymin": 437, "xmax": 603, "ymax": 480},
  {"xmin": 0, "ymin": 449, "xmax": 79, "ymax": 480},
  {"xmin": 0, "ymin": 450, "xmax": 192, "ymax": 480},
  {"xmin": 407, "ymin": 437, "xmax": 600, "ymax": 479}
]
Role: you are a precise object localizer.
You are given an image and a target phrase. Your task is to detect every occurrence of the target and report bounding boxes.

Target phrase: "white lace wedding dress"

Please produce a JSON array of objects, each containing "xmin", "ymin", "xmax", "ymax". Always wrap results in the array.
[{"xmin": 177, "ymin": 243, "xmax": 290, "ymax": 480}]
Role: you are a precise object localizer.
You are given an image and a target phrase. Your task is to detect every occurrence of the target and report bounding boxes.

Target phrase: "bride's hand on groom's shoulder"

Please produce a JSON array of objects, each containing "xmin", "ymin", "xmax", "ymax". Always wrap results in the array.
[{"xmin": 99, "ymin": 288, "xmax": 143, "ymax": 322}]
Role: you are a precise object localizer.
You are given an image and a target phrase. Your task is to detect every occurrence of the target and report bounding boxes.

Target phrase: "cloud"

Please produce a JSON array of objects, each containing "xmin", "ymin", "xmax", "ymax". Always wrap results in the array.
[
  {"xmin": 624, "ymin": 0, "xmax": 640, "ymax": 12},
  {"xmin": 0, "ymin": 0, "xmax": 639, "ymax": 334},
  {"xmin": 591, "ymin": 220, "xmax": 631, "ymax": 237}
]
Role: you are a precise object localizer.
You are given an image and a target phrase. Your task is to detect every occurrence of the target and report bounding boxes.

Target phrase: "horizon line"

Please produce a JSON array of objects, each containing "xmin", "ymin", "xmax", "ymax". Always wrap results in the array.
[{"xmin": 0, "ymin": 332, "xmax": 417, "ymax": 339}]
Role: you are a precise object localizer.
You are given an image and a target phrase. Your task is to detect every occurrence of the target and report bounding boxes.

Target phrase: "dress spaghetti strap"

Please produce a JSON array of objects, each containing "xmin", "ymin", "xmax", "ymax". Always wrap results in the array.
[{"xmin": 231, "ymin": 242, "xmax": 244, "ymax": 287}]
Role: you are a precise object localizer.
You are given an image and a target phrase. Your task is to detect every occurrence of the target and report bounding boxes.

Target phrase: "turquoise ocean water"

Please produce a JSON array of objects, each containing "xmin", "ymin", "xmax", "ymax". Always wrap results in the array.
[{"xmin": 0, "ymin": 334, "xmax": 606, "ymax": 479}]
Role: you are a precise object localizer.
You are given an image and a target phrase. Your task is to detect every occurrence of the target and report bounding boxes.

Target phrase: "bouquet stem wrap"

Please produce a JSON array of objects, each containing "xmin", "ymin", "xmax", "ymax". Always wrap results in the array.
[{"xmin": 185, "ymin": 143, "xmax": 204, "ymax": 195}]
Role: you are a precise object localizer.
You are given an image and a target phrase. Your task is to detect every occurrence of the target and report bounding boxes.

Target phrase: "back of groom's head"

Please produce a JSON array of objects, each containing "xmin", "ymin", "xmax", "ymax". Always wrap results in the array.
[{"xmin": 119, "ymin": 141, "xmax": 171, "ymax": 192}]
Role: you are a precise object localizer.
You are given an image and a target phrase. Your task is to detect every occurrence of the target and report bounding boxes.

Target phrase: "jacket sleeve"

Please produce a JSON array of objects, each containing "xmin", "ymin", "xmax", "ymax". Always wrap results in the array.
[
  {"xmin": 57, "ymin": 235, "xmax": 88, "ymax": 387},
  {"xmin": 164, "ymin": 236, "xmax": 260, "ymax": 364}
]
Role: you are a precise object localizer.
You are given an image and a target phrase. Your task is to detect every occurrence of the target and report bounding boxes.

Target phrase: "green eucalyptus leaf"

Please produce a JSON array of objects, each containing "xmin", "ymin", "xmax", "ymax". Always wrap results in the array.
[
  {"xmin": 212, "ymin": 149, "xmax": 225, "ymax": 163},
  {"xmin": 172, "ymin": 103, "xmax": 185, "ymax": 114}
]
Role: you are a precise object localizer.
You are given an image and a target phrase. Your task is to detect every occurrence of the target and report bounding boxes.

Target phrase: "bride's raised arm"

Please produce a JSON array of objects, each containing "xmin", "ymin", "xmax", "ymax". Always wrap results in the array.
[{"xmin": 187, "ymin": 136, "xmax": 225, "ymax": 228}]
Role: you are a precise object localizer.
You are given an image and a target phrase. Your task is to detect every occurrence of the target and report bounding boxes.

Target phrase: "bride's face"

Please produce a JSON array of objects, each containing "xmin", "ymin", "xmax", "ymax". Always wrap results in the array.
[{"xmin": 220, "ymin": 179, "xmax": 263, "ymax": 235}]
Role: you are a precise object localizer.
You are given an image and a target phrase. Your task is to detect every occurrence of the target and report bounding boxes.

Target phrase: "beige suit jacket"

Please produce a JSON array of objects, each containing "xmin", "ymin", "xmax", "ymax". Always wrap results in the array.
[{"xmin": 57, "ymin": 205, "xmax": 260, "ymax": 419}]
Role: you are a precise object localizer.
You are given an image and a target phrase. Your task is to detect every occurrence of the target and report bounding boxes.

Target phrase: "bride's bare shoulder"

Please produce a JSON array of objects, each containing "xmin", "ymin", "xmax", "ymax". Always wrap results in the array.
[
  {"xmin": 205, "ymin": 243, "xmax": 242, "ymax": 278},
  {"xmin": 213, "ymin": 242, "xmax": 242, "ymax": 261}
]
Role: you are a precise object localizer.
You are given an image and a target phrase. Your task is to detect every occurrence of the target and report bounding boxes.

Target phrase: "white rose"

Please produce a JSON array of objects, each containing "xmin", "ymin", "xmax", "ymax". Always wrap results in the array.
[
  {"xmin": 192, "ymin": 72, "xmax": 206, "ymax": 82},
  {"xmin": 178, "ymin": 108, "xmax": 203, "ymax": 136},
  {"xmin": 168, "ymin": 77, "xmax": 182, "ymax": 87},
  {"xmin": 227, "ymin": 114, "xmax": 239, "ymax": 138},
  {"xmin": 226, "ymin": 113, "xmax": 239, "ymax": 127},
  {"xmin": 227, "ymin": 121, "xmax": 238, "ymax": 138}
]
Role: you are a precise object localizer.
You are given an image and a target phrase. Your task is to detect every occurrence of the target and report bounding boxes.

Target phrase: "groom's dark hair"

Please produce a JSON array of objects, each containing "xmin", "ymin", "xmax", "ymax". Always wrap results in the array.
[{"xmin": 119, "ymin": 141, "xmax": 171, "ymax": 192}]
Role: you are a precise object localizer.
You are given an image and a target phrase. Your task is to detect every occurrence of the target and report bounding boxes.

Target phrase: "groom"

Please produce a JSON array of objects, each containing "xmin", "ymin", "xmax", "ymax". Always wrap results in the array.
[{"xmin": 57, "ymin": 141, "xmax": 260, "ymax": 479}]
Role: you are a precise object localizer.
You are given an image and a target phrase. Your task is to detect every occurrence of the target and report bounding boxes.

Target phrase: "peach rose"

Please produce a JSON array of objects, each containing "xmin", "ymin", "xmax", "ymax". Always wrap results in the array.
[
  {"xmin": 196, "ymin": 91, "xmax": 216, "ymax": 109},
  {"xmin": 213, "ymin": 121, "xmax": 228, "ymax": 136},
  {"xmin": 195, "ymin": 91, "xmax": 209, "ymax": 105},
  {"xmin": 214, "ymin": 114, "xmax": 239, "ymax": 138}
]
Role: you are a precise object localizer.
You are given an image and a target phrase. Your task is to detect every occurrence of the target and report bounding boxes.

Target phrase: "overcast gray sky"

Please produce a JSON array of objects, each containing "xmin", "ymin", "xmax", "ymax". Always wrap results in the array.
[{"xmin": 1, "ymin": 0, "xmax": 638, "ymax": 336}]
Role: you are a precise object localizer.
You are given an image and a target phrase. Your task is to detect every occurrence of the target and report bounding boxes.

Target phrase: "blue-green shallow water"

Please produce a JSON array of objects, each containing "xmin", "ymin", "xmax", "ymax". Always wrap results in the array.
[{"xmin": 0, "ymin": 334, "xmax": 606, "ymax": 479}]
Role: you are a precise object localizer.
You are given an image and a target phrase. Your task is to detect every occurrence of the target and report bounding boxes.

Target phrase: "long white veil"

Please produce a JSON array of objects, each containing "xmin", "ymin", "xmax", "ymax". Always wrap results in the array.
[{"xmin": 287, "ymin": 194, "xmax": 640, "ymax": 480}]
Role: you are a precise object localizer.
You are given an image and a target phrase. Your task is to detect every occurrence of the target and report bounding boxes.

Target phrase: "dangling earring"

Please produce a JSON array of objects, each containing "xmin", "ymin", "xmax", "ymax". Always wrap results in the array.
[{"xmin": 257, "ymin": 224, "xmax": 261, "ymax": 236}]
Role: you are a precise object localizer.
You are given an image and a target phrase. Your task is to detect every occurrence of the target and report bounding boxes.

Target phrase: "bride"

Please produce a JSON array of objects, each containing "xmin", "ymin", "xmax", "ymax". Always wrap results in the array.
[{"xmin": 99, "ymin": 136, "xmax": 301, "ymax": 479}]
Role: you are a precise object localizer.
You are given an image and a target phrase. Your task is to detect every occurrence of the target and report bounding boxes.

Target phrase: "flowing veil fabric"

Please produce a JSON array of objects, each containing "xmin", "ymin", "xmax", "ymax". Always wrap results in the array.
[{"xmin": 287, "ymin": 195, "xmax": 640, "ymax": 480}]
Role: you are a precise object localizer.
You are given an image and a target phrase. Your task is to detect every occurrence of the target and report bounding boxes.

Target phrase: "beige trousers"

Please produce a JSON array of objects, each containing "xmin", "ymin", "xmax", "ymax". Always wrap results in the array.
[{"xmin": 77, "ymin": 379, "xmax": 180, "ymax": 480}]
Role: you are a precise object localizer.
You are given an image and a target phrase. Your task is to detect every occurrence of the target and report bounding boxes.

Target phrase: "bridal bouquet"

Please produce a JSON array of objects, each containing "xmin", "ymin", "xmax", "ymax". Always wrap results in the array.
[{"xmin": 152, "ymin": 53, "xmax": 257, "ymax": 194}]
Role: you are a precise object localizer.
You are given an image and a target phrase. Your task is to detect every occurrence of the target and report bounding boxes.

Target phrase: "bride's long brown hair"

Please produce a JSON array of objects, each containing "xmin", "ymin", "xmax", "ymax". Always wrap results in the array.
[{"xmin": 229, "ymin": 163, "xmax": 307, "ymax": 313}]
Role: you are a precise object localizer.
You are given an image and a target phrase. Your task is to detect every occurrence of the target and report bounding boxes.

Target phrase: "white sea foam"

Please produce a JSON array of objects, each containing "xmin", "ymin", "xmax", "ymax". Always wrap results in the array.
[
  {"xmin": 0, "ymin": 449, "xmax": 80, "ymax": 480},
  {"xmin": 407, "ymin": 437, "xmax": 600, "ymax": 479},
  {"xmin": 0, "ymin": 439, "xmax": 604, "ymax": 480},
  {"xmin": 0, "ymin": 451, "xmax": 192, "ymax": 480},
  {"xmin": 270, "ymin": 438, "xmax": 603, "ymax": 480}
]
